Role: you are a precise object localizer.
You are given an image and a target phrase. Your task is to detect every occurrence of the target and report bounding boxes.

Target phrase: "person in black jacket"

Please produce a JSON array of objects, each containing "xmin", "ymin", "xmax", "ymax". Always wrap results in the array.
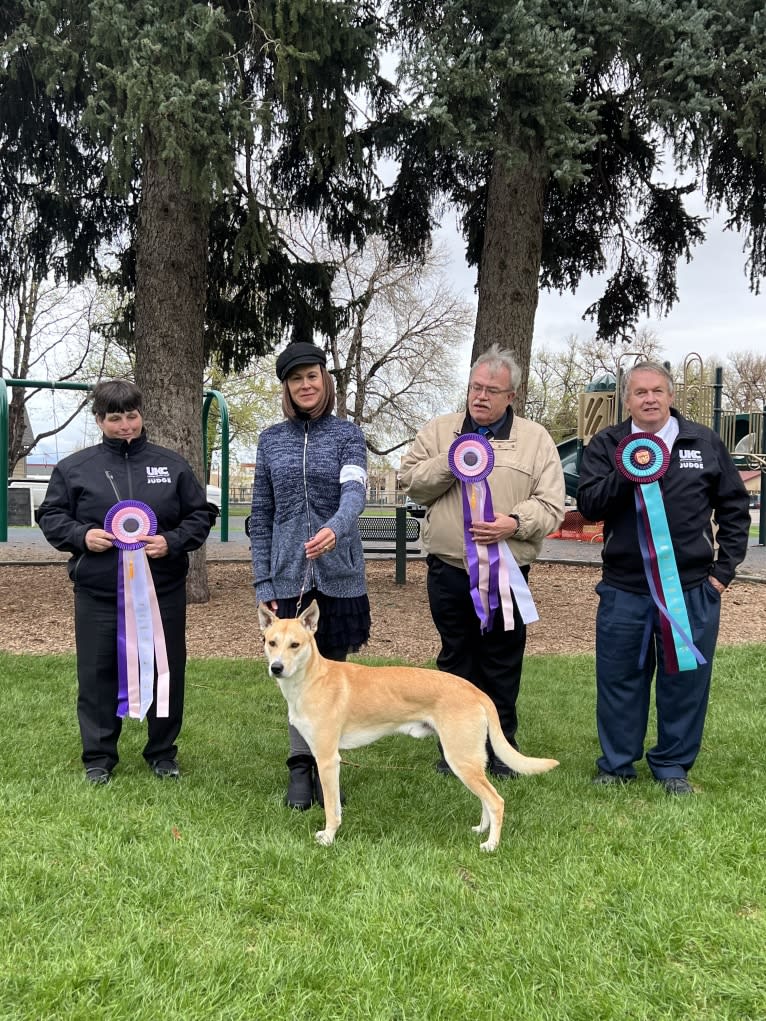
[
  {"xmin": 577, "ymin": 362, "xmax": 750, "ymax": 794},
  {"xmin": 37, "ymin": 380, "xmax": 214, "ymax": 784}
]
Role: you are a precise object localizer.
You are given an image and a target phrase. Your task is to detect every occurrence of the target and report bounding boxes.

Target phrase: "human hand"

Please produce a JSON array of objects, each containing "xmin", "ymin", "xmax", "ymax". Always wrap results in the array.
[
  {"xmin": 141, "ymin": 534, "xmax": 169, "ymax": 559},
  {"xmin": 305, "ymin": 527, "xmax": 336, "ymax": 560},
  {"xmin": 85, "ymin": 528, "xmax": 116, "ymax": 552},
  {"xmin": 708, "ymin": 576, "xmax": 726, "ymax": 595},
  {"xmin": 469, "ymin": 512, "xmax": 519, "ymax": 545}
]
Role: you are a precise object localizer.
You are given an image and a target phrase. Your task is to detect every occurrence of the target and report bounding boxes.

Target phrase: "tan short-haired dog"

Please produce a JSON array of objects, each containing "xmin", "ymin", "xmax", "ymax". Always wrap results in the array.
[{"xmin": 258, "ymin": 600, "xmax": 559, "ymax": 851}]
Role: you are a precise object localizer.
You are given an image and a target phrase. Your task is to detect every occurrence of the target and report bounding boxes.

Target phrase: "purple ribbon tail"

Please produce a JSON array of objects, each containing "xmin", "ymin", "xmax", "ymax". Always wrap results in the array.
[
  {"xmin": 116, "ymin": 550, "xmax": 128, "ymax": 718},
  {"xmin": 462, "ymin": 484, "xmax": 489, "ymax": 629}
]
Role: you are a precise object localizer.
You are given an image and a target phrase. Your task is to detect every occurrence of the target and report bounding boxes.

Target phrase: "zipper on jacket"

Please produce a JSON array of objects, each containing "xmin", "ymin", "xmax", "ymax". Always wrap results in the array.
[
  {"xmin": 124, "ymin": 449, "xmax": 134, "ymax": 499},
  {"xmin": 302, "ymin": 421, "xmax": 315, "ymax": 586},
  {"xmin": 104, "ymin": 471, "xmax": 122, "ymax": 503}
]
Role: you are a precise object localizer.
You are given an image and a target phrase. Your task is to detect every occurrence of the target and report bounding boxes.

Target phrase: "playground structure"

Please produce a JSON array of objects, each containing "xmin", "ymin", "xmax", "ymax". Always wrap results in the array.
[{"xmin": 0, "ymin": 378, "xmax": 231, "ymax": 542}]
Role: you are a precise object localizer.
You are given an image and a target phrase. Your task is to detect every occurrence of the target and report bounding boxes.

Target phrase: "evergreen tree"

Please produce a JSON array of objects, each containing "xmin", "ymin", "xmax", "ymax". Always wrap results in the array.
[
  {"xmin": 1, "ymin": 1, "xmax": 388, "ymax": 597},
  {"xmin": 387, "ymin": 0, "xmax": 766, "ymax": 410}
]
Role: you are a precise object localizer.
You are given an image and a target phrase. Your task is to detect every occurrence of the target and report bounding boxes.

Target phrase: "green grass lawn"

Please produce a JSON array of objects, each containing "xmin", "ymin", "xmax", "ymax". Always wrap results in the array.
[{"xmin": 1, "ymin": 646, "xmax": 765, "ymax": 1020}]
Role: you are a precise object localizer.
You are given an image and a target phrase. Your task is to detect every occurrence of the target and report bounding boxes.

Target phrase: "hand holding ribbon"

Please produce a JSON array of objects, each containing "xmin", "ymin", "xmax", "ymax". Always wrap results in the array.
[{"xmin": 448, "ymin": 433, "xmax": 538, "ymax": 633}]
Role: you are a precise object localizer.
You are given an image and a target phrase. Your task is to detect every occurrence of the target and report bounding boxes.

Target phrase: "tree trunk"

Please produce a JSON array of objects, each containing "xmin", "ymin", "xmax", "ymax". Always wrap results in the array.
[
  {"xmin": 472, "ymin": 142, "xmax": 547, "ymax": 414},
  {"xmin": 134, "ymin": 134, "xmax": 210, "ymax": 603}
]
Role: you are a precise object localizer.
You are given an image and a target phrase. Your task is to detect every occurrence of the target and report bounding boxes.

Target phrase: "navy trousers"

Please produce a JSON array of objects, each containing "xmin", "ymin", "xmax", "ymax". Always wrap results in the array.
[
  {"xmin": 426, "ymin": 555, "xmax": 528, "ymax": 748},
  {"xmin": 594, "ymin": 580, "xmax": 722, "ymax": 780}
]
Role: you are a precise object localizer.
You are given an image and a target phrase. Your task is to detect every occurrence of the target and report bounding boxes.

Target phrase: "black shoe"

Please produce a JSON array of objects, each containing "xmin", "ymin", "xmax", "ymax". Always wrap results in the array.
[
  {"xmin": 658, "ymin": 776, "xmax": 694, "ymax": 796},
  {"xmin": 592, "ymin": 770, "xmax": 635, "ymax": 786},
  {"xmin": 285, "ymin": 754, "xmax": 315, "ymax": 810},
  {"xmin": 151, "ymin": 758, "xmax": 180, "ymax": 779},
  {"xmin": 435, "ymin": 757, "xmax": 455, "ymax": 776},
  {"xmin": 312, "ymin": 762, "xmax": 346, "ymax": 809},
  {"xmin": 488, "ymin": 756, "xmax": 519, "ymax": 780},
  {"xmin": 85, "ymin": 766, "xmax": 112, "ymax": 785}
]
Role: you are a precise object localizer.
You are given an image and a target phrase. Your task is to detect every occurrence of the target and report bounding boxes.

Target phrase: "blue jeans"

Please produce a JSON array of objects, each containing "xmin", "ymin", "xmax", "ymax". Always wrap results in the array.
[{"xmin": 594, "ymin": 580, "xmax": 721, "ymax": 779}]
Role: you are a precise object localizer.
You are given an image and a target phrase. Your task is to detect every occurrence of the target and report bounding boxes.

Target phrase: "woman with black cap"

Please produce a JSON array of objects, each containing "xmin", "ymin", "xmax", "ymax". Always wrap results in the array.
[{"xmin": 251, "ymin": 342, "xmax": 370, "ymax": 809}]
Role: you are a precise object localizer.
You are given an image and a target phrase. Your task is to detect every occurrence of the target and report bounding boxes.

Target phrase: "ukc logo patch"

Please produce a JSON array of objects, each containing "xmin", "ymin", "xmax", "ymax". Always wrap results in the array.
[
  {"xmin": 678, "ymin": 448, "xmax": 704, "ymax": 470},
  {"xmin": 146, "ymin": 465, "xmax": 172, "ymax": 485}
]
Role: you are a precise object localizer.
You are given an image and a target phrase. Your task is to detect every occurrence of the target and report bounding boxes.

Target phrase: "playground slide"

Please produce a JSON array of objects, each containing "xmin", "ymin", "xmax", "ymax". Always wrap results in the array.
[{"xmin": 557, "ymin": 436, "xmax": 581, "ymax": 501}]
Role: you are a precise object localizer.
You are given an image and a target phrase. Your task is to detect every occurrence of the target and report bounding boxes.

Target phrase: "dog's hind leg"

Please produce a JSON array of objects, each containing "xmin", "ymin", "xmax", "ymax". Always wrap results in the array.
[
  {"xmin": 312, "ymin": 745, "xmax": 343, "ymax": 846},
  {"xmin": 440, "ymin": 727, "xmax": 505, "ymax": 851},
  {"xmin": 459, "ymin": 771, "xmax": 504, "ymax": 852}
]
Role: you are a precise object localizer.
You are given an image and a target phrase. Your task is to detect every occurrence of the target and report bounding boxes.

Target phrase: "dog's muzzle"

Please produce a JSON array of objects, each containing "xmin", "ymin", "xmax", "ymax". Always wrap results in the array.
[{"xmin": 269, "ymin": 660, "xmax": 284, "ymax": 677}]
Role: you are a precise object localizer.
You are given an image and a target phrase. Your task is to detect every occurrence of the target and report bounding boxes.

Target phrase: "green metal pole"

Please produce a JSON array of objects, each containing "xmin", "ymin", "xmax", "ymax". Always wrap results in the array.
[
  {"xmin": 0, "ymin": 379, "xmax": 8, "ymax": 542},
  {"xmin": 395, "ymin": 505, "xmax": 407, "ymax": 585},
  {"xmin": 4, "ymin": 379, "xmax": 93, "ymax": 392}
]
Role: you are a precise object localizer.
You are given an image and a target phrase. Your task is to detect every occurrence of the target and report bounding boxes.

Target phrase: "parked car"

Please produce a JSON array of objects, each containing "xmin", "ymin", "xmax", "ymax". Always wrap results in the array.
[
  {"xmin": 8, "ymin": 477, "xmax": 50, "ymax": 511},
  {"xmin": 206, "ymin": 484, "xmax": 221, "ymax": 513}
]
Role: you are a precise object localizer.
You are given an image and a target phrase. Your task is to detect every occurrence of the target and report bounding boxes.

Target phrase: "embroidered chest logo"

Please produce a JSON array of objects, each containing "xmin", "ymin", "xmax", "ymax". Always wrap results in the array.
[
  {"xmin": 146, "ymin": 465, "xmax": 172, "ymax": 485},
  {"xmin": 678, "ymin": 448, "xmax": 704, "ymax": 470}
]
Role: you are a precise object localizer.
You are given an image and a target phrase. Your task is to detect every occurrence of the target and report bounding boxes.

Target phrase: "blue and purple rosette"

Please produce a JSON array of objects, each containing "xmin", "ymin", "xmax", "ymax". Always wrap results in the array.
[
  {"xmin": 104, "ymin": 500, "xmax": 170, "ymax": 719},
  {"xmin": 448, "ymin": 434, "xmax": 538, "ymax": 633},
  {"xmin": 615, "ymin": 433, "xmax": 704, "ymax": 673}
]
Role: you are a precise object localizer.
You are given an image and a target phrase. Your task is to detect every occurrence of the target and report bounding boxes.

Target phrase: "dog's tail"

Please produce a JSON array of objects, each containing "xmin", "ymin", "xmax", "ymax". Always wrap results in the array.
[{"xmin": 486, "ymin": 709, "xmax": 559, "ymax": 776}]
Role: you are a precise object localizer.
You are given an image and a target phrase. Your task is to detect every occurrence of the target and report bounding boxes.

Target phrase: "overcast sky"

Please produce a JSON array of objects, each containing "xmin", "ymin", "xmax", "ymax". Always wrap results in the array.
[{"xmin": 442, "ymin": 202, "xmax": 764, "ymax": 379}]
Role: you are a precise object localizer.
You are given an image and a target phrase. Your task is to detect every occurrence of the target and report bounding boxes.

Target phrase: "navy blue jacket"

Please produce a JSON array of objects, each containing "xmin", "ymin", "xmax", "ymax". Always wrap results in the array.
[
  {"xmin": 37, "ymin": 432, "xmax": 213, "ymax": 596},
  {"xmin": 577, "ymin": 411, "xmax": 750, "ymax": 592}
]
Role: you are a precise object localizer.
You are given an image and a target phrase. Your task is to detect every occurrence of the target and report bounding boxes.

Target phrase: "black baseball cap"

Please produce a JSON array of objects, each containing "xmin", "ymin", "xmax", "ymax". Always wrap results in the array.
[{"xmin": 275, "ymin": 342, "xmax": 327, "ymax": 381}]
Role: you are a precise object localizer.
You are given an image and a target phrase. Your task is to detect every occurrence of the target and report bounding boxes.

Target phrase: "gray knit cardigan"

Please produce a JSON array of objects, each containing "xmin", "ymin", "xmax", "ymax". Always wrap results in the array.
[{"xmin": 251, "ymin": 415, "xmax": 368, "ymax": 602}]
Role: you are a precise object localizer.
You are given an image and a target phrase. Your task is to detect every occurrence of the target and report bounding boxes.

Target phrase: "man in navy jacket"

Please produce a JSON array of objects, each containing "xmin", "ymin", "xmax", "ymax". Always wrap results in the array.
[{"xmin": 577, "ymin": 362, "xmax": 750, "ymax": 793}]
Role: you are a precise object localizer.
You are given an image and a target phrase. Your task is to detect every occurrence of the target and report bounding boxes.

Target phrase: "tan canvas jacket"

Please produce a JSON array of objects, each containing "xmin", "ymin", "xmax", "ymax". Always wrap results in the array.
[{"xmin": 399, "ymin": 412, "xmax": 565, "ymax": 570}]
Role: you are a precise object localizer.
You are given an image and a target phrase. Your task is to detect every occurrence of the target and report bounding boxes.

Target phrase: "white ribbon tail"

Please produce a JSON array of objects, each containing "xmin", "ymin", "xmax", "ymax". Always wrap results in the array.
[
  {"xmin": 131, "ymin": 552, "xmax": 156, "ymax": 721},
  {"xmin": 498, "ymin": 540, "xmax": 539, "ymax": 629}
]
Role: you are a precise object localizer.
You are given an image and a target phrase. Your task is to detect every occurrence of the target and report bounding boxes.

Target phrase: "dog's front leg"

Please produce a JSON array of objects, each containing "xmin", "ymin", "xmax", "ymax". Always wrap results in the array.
[{"xmin": 313, "ymin": 748, "xmax": 342, "ymax": 846}]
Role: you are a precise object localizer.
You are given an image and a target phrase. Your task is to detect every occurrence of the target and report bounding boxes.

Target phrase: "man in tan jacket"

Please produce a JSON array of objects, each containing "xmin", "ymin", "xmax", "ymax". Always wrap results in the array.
[{"xmin": 399, "ymin": 345, "xmax": 565, "ymax": 776}]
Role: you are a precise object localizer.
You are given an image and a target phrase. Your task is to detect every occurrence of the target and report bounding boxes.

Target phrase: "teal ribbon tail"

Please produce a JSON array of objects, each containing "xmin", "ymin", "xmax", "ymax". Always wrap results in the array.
[{"xmin": 637, "ymin": 483, "xmax": 705, "ymax": 673}]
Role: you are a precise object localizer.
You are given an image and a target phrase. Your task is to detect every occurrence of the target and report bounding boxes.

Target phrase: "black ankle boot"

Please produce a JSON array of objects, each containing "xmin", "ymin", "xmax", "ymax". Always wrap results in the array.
[
  {"xmin": 285, "ymin": 754, "xmax": 315, "ymax": 810},
  {"xmin": 312, "ymin": 761, "xmax": 346, "ymax": 809}
]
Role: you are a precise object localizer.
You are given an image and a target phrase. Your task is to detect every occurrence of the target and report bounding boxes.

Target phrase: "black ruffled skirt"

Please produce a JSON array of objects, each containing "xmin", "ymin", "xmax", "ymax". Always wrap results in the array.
[{"xmin": 274, "ymin": 589, "xmax": 371, "ymax": 655}]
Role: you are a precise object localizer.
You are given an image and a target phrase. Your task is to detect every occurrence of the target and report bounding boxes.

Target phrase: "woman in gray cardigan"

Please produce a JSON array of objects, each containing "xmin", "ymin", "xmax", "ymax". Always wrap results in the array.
[{"xmin": 251, "ymin": 342, "xmax": 370, "ymax": 809}]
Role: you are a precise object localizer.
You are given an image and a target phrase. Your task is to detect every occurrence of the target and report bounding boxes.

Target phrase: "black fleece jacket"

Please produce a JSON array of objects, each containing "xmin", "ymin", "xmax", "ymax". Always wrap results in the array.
[
  {"xmin": 577, "ymin": 411, "xmax": 750, "ymax": 592},
  {"xmin": 37, "ymin": 431, "xmax": 213, "ymax": 596}
]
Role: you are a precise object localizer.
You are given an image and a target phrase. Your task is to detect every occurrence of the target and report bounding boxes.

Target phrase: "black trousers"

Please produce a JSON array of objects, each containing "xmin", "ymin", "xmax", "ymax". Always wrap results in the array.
[
  {"xmin": 426, "ymin": 555, "xmax": 528, "ymax": 748},
  {"xmin": 74, "ymin": 585, "xmax": 187, "ymax": 770}
]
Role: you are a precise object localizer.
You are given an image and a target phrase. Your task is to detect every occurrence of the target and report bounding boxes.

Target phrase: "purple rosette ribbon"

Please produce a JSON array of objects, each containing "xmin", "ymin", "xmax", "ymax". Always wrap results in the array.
[
  {"xmin": 615, "ymin": 433, "xmax": 704, "ymax": 674},
  {"xmin": 104, "ymin": 500, "xmax": 170, "ymax": 720},
  {"xmin": 448, "ymin": 434, "xmax": 538, "ymax": 633}
]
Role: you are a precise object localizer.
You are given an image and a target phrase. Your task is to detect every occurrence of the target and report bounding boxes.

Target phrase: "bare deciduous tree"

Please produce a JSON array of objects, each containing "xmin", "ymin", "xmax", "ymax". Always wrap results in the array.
[
  {"xmin": 1, "ymin": 239, "xmax": 114, "ymax": 476},
  {"xmin": 289, "ymin": 226, "xmax": 474, "ymax": 455}
]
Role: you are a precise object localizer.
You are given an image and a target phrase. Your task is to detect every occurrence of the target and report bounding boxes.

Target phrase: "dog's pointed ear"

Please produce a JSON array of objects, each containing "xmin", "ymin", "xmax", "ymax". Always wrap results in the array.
[
  {"xmin": 257, "ymin": 602, "xmax": 276, "ymax": 631},
  {"xmin": 299, "ymin": 599, "xmax": 320, "ymax": 634}
]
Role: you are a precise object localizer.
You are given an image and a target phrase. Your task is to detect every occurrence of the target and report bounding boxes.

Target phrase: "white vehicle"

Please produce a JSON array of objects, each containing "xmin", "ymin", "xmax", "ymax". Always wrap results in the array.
[
  {"xmin": 206, "ymin": 484, "xmax": 222, "ymax": 513},
  {"xmin": 8, "ymin": 477, "xmax": 222, "ymax": 514},
  {"xmin": 8, "ymin": 477, "xmax": 51, "ymax": 511}
]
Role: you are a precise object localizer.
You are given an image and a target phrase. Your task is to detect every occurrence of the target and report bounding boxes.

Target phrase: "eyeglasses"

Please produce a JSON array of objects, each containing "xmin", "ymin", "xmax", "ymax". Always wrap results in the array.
[{"xmin": 468, "ymin": 384, "xmax": 513, "ymax": 397}]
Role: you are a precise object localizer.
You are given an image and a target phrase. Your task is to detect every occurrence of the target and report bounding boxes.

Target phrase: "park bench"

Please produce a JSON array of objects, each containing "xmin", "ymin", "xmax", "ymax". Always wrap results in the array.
[
  {"xmin": 244, "ymin": 510, "xmax": 422, "ymax": 557},
  {"xmin": 358, "ymin": 513, "xmax": 421, "ymax": 556}
]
